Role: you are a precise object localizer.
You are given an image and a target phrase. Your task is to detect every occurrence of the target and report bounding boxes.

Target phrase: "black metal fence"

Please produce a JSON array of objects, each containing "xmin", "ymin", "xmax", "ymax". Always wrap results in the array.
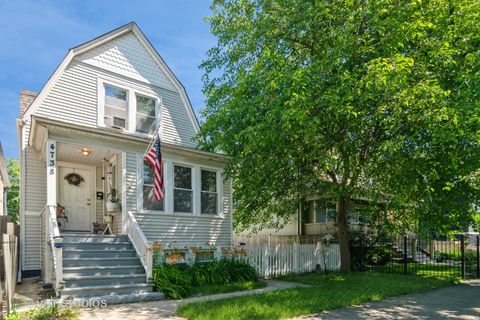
[{"xmin": 350, "ymin": 233, "xmax": 480, "ymax": 279}]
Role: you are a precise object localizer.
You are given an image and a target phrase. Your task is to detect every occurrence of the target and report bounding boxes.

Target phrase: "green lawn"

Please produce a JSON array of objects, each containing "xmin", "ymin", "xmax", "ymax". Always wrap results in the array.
[
  {"xmin": 177, "ymin": 271, "xmax": 458, "ymax": 320},
  {"xmin": 191, "ymin": 280, "xmax": 267, "ymax": 296},
  {"xmin": 367, "ymin": 262, "xmax": 461, "ymax": 278}
]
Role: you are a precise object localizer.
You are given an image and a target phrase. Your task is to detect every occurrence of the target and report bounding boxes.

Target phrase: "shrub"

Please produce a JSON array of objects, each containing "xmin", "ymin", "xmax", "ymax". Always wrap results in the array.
[
  {"xmin": 5, "ymin": 304, "xmax": 79, "ymax": 320},
  {"xmin": 152, "ymin": 264, "xmax": 192, "ymax": 299},
  {"xmin": 368, "ymin": 247, "xmax": 393, "ymax": 265},
  {"xmin": 153, "ymin": 259, "xmax": 258, "ymax": 299}
]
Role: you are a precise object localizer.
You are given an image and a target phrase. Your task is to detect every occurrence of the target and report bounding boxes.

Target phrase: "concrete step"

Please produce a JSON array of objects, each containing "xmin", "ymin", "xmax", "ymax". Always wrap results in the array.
[
  {"xmin": 63, "ymin": 257, "xmax": 142, "ymax": 268},
  {"xmin": 63, "ymin": 265, "xmax": 146, "ymax": 277},
  {"xmin": 63, "ymin": 242, "xmax": 133, "ymax": 250},
  {"xmin": 63, "ymin": 249, "xmax": 138, "ymax": 259},
  {"xmin": 60, "ymin": 283, "xmax": 155, "ymax": 298},
  {"xmin": 61, "ymin": 292, "xmax": 165, "ymax": 305},
  {"xmin": 62, "ymin": 234, "xmax": 129, "ymax": 244},
  {"xmin": 63, "ymin": 274, "xmax": 147, "ymax": 288}
]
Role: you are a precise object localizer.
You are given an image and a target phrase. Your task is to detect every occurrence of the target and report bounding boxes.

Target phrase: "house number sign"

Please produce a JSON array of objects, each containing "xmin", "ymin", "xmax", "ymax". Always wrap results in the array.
[{"xmin": 47, "ymin": 141, "xmax": 56, "ymax": 175}]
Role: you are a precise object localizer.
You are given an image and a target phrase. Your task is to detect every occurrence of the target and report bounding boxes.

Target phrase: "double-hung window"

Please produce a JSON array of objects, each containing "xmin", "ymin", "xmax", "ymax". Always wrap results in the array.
[
  {"xmin": 143, "ymin": 160, "xmax": 164, "ymax": 211},
  {"xmin": 201, "ymin": 170, "xmax": 218, "ymax": 215},
  {"xmin": 136, "ymin": 94, "xmax": 156, "ymax": 135},
  {"xmin": 104, "ymin": 85, "xmax": 128, "ymax": 129},
  {"xmin": 173, "ymin": 165, "xmax": 192, "ymax": 213}
]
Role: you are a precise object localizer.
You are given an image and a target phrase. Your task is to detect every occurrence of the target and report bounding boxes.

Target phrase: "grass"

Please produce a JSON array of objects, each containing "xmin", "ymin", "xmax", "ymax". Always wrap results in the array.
[
  {"xmin": 6, "ymin": 304, "xmax": 79, "ymax": 320},
  {"xmin": 177, "ymin": 271, "xmax": 458, "ymax": 320},
  {"xmin": 191, "ymin": 280, "xmax": 267, "ymax": 296},
  {"xmin": 368, "ymin": 262, "xmax": 462, "ymax": 278}
]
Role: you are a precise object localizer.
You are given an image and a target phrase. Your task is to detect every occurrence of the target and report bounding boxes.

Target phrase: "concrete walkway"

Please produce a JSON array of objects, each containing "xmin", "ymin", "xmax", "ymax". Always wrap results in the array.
[
  {"xmin": 293, "ymin": 280, "xmax": 480, "ymax": 320},
  {"xmin": 79, "ymin": 280, "xmax": 310, "ymax": 320}
]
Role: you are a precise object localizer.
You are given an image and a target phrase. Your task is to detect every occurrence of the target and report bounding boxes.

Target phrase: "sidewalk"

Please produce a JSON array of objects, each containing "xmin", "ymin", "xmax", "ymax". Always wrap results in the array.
[
  {"xmin": 79, "ymin": 280, "xmax": 310, "ymax": 320},
  {"xmin": 292, "ymin": 279, "xmax": 480, "ymax": 320}
]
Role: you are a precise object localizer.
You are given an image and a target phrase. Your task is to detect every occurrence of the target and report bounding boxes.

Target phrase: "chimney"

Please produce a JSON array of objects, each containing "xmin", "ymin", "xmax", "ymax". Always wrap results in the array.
[{"xmin": 20, "ymin": 89, "xmax": 37, "ymax": 116}]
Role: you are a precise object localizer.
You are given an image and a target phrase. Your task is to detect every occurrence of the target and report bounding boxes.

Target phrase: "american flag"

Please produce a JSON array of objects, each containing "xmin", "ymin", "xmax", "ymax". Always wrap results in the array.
[{"xmin": 144, "ymin": 134, "xmax": 164, "ymax": 201}]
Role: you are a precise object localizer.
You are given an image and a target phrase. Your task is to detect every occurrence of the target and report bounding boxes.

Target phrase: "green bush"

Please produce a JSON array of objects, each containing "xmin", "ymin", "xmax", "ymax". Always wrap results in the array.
[
  {"xmin": 6, "ymin": 304, "xmax": 79, "ymax": 320},
  {"xmin": 153, "ymin": 259, "xmax": 258, "ymax": 299},
  {"xmin": 152, "ymin": 264, "xmax": 193, "ymax": 299},
  {"xmin": 368, "ymin": 247, "xmax": 393, "ymax": 265}
]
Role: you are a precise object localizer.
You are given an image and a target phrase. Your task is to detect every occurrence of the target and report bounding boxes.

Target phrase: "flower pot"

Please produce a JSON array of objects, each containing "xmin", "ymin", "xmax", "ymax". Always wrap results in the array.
[
  {"xmin": 106, "ymin": 202, "xmax": 119, "ymax": 213},
  {"xmin": 56, "ymin": 207, "xmax": 64, "ymax": 218}
]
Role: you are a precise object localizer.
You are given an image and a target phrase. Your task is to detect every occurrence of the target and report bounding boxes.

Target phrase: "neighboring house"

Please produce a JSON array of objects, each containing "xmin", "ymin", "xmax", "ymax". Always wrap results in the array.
[
  {"xmin": 17, "ymin": 22, "xmax": 232, "ymax": 300},
  {"xmin": 237, "ymin": 196, "xmax": 367, "ymax": 244},
  {"xmin": 0, "ymin": 142, "xmax": 10, "ymax": 216}
]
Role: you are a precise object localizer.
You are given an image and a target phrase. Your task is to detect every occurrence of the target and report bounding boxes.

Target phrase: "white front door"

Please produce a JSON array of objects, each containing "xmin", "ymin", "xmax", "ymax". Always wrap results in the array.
[{"xmin": 58, "ymin": 164, "xmax": 94, "ymax": 232}]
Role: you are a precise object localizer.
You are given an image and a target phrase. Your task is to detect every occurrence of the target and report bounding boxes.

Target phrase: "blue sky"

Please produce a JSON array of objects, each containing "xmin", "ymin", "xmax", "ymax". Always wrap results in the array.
[{"xmin": 0, "ymin": 0, "xmax": 215, "ymax": 159}]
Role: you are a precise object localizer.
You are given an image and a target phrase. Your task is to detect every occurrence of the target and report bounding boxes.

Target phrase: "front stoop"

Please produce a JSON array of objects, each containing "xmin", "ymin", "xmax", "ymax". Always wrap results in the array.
[{"xmin": 59, "ymin": 234, "xmax": 164, "ymax": 305}]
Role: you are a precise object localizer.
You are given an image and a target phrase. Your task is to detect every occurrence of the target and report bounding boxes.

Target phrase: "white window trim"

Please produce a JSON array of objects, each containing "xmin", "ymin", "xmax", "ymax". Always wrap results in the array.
[
  {"xmin": 137, "ymin": 154, "xmax": 166, "ymax": 213},
  {"xmin": 137, "ymin": 154, "xmax": 224, "ymax": 217},
  {"xmin": 98, "ymin": 77, "xmax": 162, "ymax": 137},
  {"xmin": 200, "ymin": 168, "xmax": 223, "ymax": 216},
  {"xmin": 173, "ymin": 163, "xmax": 194, "ymax": 214},
  {"xmin": 134, "ymin": 91, "xmax": 161, "ymax": 136}
]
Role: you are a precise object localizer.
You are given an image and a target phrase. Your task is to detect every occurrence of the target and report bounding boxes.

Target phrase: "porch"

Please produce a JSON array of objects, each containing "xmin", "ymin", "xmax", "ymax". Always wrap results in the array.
[
  {"xmin": 52, "ymin": 141, "xmax": 123, "ymax": 235},
  {"xmin": 31, "ymin": 128, "xmax": 155, "ymax": 299}
]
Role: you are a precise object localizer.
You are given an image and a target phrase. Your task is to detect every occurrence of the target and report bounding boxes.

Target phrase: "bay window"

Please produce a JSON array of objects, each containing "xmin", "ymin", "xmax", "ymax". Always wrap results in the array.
[
  {"xmin": 174, "ymin": 165, "xmax": 192, "ymax": 213},
  {"xmin": 201, "ymin": 170, "xmax": 218, "ymax": 214}
]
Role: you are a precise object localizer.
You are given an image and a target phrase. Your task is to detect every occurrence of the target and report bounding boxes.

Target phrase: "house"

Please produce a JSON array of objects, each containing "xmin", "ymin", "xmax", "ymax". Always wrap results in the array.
[
  {"xmin": 236, "ymin": 196, "xmax": 368, "ymax": 245},
  {"xmin": 16, "ymin": 22, "xmax": 232, "ymax": 301},
  {"xmin": 0, "ymin": 142, "xmax": 10, "ymax": 216}
]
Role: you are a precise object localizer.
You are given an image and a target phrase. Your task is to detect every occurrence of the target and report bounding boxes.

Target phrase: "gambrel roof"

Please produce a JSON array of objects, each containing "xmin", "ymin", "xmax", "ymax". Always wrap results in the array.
[{"xmin": 22, "ymin": 22, "xmax": 200, "ymax": 133}]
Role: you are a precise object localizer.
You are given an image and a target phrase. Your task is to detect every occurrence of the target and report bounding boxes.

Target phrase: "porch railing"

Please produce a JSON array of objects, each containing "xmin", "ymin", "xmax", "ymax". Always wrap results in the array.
[
  {"xmin": 125, "ymin": 211, "xmax": 153, "ymax": 280},
  {"xmin": 40, "ymin": 205, "xmax": 63, "ymax": 292}
]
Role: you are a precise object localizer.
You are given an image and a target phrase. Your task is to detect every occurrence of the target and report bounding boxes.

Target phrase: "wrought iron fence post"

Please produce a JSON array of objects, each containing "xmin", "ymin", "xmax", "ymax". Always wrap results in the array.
[
  {"xmin": 476, "ymin": 235, "xmax": 479, "ymax": 279},
  {"xmin": 461, "ymin": 234, "xmax": 465, "ymax": 279},
  {"xmin": 359, "ymin": 238, "xmax": 363, "ymax": 272},
  {"xmin": 403, "ymin": 235, "xmax": 407, "ymax": 275}
]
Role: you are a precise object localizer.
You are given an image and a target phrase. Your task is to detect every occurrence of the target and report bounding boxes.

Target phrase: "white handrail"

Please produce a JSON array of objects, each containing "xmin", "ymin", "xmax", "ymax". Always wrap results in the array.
[
  {"xmin": 125, "ymin": 212, "xmax": 153, "ymax": 280},
  {"xmin": 43, "ymin": 205, "xmax": 63, "ymax": 292}
]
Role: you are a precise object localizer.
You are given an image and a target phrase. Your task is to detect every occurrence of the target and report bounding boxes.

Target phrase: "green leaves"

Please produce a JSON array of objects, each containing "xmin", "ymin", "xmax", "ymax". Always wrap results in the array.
[{"xmin": 200, "ymin": 0, "xmax": 480, "ymax": 234}]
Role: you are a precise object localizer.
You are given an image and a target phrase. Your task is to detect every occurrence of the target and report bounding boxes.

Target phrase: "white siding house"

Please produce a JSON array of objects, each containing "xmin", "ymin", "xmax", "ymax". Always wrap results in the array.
[{"xmin": 17, "ymin": 22, "xmax": 232, "ymax": 287}]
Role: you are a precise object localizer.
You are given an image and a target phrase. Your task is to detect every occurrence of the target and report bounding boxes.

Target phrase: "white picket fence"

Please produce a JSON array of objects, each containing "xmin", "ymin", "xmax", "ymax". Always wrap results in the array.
[{"xmin": 241, "ymin": 243, "xmax": 341, "ymax": 278}]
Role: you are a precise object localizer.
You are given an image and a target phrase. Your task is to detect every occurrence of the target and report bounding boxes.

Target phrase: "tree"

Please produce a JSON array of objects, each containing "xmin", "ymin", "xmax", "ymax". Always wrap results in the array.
[
  {"xmin": 199, "ymin": 0, "xmax": 480, "ymax": 271},
  {"xmin": 5, "ymin": 159, "xmax": 19, "ymax": 223}
]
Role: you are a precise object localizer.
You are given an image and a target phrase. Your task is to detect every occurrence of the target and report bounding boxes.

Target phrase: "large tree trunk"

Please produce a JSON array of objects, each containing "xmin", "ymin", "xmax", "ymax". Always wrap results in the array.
[{"xmin": 336, "ymin": 196, "xmax": 351, "ymax": 272}]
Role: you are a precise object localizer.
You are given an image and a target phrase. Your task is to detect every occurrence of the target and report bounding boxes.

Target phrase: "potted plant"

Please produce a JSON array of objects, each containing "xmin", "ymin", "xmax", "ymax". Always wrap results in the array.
[
  {"xmin": 56, "ymin": 203, "xmax": 68, "ymax": 230},
  {"xmin": 56, "ymin": 203, "xmax": 65, "ymax": 218},
  {"xmin": 106, "ymin": 187, "xmax": 121, "ymax": 212}
]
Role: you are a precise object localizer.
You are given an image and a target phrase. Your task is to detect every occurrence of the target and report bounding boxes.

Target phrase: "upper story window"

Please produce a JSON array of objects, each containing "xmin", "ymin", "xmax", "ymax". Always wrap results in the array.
[
  {"xmin": 136, "ymin": 94, "xmax": 156, "ymax": 135},
  {"xmin": 104, "ymin": 85, "xmax": 128, "ymax": 129},
  {"xmin": 173, "ymin": 165, "xmax": 192, "ymax": 213},
  {"xmin": 143, "ymin": 160, "xmax": 164, "ymax": 211},
  {"xmin": 201, "ymin": 170, "xmax": 218, "ymax": 214}
]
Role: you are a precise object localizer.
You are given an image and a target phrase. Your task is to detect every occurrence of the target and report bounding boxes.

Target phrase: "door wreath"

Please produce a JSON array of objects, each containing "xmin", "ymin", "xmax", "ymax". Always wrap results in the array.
[{"xmin": 64, "ymin": 172, "xmax": 84, "ymax": 186}]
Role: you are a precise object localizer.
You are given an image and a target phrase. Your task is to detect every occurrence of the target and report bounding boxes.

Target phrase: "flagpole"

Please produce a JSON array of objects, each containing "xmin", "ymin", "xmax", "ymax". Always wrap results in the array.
[{"xmin": 142, "ymin": 122, "xmax": 161, "ymax": 160}]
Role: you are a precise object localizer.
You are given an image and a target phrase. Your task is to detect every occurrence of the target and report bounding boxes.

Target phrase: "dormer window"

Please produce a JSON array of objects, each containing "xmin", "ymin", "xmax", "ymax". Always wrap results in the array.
[
  {"xmin": 104, "ymin": 85, "xmax": 128, "ymax": 129},
  {"xmin": 136, "ymin": 94, "xmax": 156, "ymax": 135}
]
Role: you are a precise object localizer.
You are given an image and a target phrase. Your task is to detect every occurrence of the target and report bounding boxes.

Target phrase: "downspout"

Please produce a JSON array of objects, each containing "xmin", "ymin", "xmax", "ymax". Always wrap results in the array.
[{"xmin": 16, "ymin": 118, "xmax": 26, "ymax": 282}]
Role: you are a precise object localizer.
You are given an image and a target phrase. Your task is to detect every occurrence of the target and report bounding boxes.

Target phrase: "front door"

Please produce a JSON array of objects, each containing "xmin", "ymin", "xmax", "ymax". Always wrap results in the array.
[{"xmin": 58, "ymin": 164, "xmax": 94, "ymax": 232}]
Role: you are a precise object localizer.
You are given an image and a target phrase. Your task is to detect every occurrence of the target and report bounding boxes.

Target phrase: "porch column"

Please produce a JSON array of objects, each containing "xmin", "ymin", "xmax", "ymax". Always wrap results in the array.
[
  {"xmin": 46, "ymin": 140, "xmax": 57, "ymax": 206},
  {"xmin": 44, "ymin": 139, "xmax": 57, "ymax": 285}
]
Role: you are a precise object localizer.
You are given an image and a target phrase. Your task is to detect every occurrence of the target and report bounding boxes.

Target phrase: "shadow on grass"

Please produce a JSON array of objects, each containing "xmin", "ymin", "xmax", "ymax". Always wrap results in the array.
[{"xmin": 177, "ymin": 271, "xmax": 458, "ymax": 320}]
